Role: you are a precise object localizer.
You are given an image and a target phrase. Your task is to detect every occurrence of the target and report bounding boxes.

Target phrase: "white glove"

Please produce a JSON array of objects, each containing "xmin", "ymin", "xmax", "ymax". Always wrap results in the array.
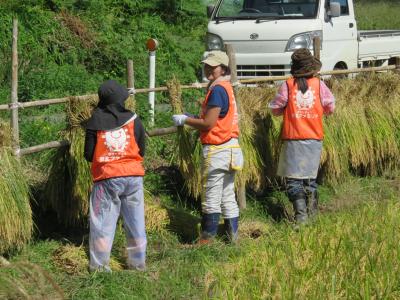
[{"xmin": 172, "ymin": 114, "xmax": 188, "ymax": 126}]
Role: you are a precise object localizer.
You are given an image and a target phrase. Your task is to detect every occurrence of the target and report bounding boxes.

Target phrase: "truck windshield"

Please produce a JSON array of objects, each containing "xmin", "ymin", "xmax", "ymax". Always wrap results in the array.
[{"xmin": 216, "ymin": 0, "xmax": 319, "ymax": 19}]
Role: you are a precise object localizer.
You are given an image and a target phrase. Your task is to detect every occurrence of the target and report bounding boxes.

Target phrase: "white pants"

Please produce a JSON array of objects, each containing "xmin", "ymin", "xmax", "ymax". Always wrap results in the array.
[
  {"xmin": 201, "ymin": 139, "xmax": 243, "ymax": 218},
  {"xmin": 89, "ymin": 176, "xmax": 146, "ymax": 271}
]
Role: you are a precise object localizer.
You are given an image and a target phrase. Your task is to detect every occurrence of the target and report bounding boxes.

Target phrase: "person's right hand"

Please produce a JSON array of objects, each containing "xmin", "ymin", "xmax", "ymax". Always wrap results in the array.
[{"xmin": 172, "ymin": 114, "xmax": 188, "ymax": 126}]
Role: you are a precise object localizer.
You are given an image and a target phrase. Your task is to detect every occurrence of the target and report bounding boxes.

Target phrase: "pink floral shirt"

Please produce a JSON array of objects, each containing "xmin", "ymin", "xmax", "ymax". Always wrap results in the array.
[{"xmin": 269, "ymin": 80, "xmax": 335, "ymax": 115}]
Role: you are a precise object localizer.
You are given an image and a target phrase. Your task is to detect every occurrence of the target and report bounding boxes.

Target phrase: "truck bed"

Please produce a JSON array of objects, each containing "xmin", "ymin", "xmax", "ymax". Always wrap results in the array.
[{"xmin": 358, "ymin": 30, "xmax": 400, "ymax": 62}]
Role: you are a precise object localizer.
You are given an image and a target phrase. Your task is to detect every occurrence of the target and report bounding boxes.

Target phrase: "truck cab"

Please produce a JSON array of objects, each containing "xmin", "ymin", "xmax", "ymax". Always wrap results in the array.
[{"xmin": 204, "ymin": 0, "xmax": 400, "ymax": 79}]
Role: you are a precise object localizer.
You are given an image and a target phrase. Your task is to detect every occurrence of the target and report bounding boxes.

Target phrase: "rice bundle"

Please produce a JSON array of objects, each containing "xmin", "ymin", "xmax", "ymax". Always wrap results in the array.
[
  {"xmin": 0, "ymin": 122, "xmax": 33, "ymax": 254},
  {"xmin": 52, "ymin": 244, "xmax": 122, "ymax": 275},
  {"xmin": 225, "ymin": 73, "xmax": 400, "ymax": 186},
  {"xmin": 167, "ymin": 77, "xmax": 203, "ymax": 198},
  {"xmin": 144, "ymin": 189, "xmax": 169, "ymax": 232},
  {"xmin": 45, "ymin": 96, "xmax": 97, "ymax": 225}
]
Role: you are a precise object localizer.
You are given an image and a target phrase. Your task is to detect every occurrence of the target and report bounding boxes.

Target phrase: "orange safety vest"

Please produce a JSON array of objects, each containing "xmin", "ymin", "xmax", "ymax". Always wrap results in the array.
[
  {"xmin": 281, "ymin": 77, "xmax": 324, "ymax": 140},
  {"xmin": 200, "ymin": 81, "xmax": 240, "ymax": 145},
  {"xmin": 91, "ymin": 119, "xmax": 144, "ymax": 182}
]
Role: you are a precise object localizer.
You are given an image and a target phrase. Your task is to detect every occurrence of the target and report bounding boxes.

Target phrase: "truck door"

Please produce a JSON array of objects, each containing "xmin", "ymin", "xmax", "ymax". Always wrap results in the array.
[{"xmin": 322, "ymin": 0, "xmax": 358, "ymax": 70}]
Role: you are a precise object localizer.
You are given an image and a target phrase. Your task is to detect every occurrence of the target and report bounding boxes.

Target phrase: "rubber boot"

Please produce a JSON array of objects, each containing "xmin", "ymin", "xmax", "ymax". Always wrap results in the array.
[
  {"xmin": 291, "ymin": 192, "xmax": 308, "ymax": 225},
  {"xmin": 307, "ymin": 190, "xmax": 319, "ymax": 219},
  {"xmin": 199, "ymin": 213, "xmax": 220, "ymax": 245},
  {"xmin": 224, "ymin": 217, "xmax": 239, "ymax": 244}
]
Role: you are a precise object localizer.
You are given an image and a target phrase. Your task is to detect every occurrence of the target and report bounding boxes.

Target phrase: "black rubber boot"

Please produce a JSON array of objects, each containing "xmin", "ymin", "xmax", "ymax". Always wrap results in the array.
[
  {"xmin": 224, "ymin": 217, "xmax": 239, "ymax": 244},
  {"xmin": 291, "ymin": 192, "xmax": 308, "ymax": 225},
  {"xmin": 199, "ymin": 213, "xmax": 220, "ymax": 244},
  {"xmin": 307, "ymin": 190, "xmax": 319, "ymax": 218}
]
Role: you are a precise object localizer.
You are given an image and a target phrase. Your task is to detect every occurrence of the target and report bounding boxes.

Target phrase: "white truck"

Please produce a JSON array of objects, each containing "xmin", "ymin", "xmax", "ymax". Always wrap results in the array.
[{"xmin": 204, "ymin": 0, "xmax": 400, "ymax": 78}]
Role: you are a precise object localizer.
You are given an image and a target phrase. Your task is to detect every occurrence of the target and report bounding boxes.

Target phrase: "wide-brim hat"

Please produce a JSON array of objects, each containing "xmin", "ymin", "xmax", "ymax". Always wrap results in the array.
[
  {"xmin": 290, "ymin": 48, "xmax": 322, "ymax": 78},
  {"xmin": 202, "ymin": 50, "xmax": 229, "ymax": 67}
]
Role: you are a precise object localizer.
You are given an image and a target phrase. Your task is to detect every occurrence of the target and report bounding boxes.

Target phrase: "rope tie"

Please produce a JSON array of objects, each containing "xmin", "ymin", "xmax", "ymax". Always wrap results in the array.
[{"xmin": 8, "ymin": 102, "xmax": 23, "ymax": 109}]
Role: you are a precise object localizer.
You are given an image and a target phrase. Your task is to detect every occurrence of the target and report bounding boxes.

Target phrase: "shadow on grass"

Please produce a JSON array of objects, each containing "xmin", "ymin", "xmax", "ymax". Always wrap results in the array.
[
  {"xmin": 249, "ymin": 188, "xmax": 292, "ymax": 223},
  {"xmin": 166, "ymin": 208, "xmax": 201, "ymax": 244}
]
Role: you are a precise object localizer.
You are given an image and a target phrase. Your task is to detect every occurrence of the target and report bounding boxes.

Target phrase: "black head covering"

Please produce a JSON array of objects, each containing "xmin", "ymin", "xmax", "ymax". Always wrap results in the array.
[
  {"xmin": 290, "ymin": 48, "xmax": 322, "ymax": 78},
  {"xmin": 85, "ymin": 80, "xmax": 134, "ymax": 131}
]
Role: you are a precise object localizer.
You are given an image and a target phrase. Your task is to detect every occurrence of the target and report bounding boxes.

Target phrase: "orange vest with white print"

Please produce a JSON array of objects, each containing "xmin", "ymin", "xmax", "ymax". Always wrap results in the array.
[
  {"xmin": 200, "ymin": 81, "xmax": 240, "ymax": 145},
  {"xmin": 282, "ymin": 77, "xmax": 324, "ymax": 140},
  {"xmin": 91, "ymin": 119, "xmax": 144, "ymax": 182}
]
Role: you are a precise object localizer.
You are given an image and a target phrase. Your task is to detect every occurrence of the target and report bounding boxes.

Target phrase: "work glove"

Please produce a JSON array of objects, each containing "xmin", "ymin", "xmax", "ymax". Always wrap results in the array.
[{"xmin": 172, "ymin": 114, "xmax": 188, "ymax": 126}]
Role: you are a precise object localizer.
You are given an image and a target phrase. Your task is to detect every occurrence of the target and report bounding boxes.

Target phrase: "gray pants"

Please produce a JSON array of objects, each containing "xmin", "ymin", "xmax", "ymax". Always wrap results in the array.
[
  {"xmin": 89, "ymin": 176, "xmax": 146, "ymax": 271},
  {"xmin": 201, "ymin": 139, "xmax": 243, "ymax": 218}
]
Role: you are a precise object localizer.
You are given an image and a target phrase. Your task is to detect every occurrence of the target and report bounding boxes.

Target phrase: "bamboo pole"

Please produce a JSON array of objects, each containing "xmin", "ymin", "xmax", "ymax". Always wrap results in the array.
[
  {"xmin": 10, "ymin": 18, "xmax": 20, "ymax": 156},
  {"xmin": 18, "ymin": 140, "xmax": 69, "ymax": 156},
  {"xmin": 313, "ymin": 37, "xmax": 321, "ymax": 60},
  {"xmin": 0, "ymin": 64, "xmax": 396, "ymax": 112},
  {"xmin": 226, "ymin": 43, "xmax": 246, "ymax": 210},
  {"xmin": 147, "ymin": 126, "xmax": 178, "ymax": 137},
  {"xmin": 239, "ymin": 64, "xmax": 397, "ymax": 84},
  {"xmin": 17, "ymin": 126, "xmax": 185, "ymax": 155}
]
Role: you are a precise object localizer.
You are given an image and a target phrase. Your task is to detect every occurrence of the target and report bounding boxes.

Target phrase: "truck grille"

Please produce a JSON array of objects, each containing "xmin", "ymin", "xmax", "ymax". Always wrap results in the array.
[{"xmin": 237, "ymin": 65, "xmax": 288, "ymax": 78}]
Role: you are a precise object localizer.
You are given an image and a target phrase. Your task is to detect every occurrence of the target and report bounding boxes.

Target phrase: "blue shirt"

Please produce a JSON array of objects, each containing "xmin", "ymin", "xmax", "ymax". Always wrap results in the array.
[{"xmin": 207, "ymin": 85, "xmax": 229, "ymax": 118}]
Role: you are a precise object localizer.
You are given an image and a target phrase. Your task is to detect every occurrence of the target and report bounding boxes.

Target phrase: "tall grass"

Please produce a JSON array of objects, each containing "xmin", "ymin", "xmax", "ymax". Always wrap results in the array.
[
  {"xmin": 207, "ymin": 199, "xmax": 400, "ymax": 298},
  {"xmin": 0, "ymin": 123, "xmax": 32, "ymax": 254},
  {"xmin": 355, "ymin": 1, "xmax": 400, "ymax": 30}
]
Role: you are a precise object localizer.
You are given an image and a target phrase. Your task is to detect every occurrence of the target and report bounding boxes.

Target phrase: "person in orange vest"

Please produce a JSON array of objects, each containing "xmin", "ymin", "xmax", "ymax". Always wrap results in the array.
[
  {"xmin": 269, "ymin": 48, "xmax": 335, "ymax": 225},
  {"xmin": 84, "ymin": 80, "xmax": 146, "ymax": 272},
  {"xmin": 172, "ymin": 50, "xmax": 244, "ymax": 243}
]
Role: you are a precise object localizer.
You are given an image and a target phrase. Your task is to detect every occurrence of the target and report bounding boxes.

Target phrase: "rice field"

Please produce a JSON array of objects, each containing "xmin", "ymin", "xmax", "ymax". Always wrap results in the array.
[{"xmin": 1, "ymin": 175, "xmax": 399, "ymax": 299}]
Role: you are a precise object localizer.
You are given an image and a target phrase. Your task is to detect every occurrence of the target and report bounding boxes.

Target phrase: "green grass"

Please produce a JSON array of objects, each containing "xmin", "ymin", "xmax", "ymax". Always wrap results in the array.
[
  {"xmin": 355, "ymin": 1, "xmax": 400, "ymax": 30},
  {"xmin": 1, "ymin": 176, "xmax": 399, "ymax": 299}
]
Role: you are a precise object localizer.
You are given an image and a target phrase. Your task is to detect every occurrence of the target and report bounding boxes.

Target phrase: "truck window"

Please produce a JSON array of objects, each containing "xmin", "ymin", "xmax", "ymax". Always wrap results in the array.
[
  {"xmin": 327, "ymin": 0, "xmax": 349, "ymax": 15},
  {"xmin": 216, "ymin": 0, "xmax": 319, "ymax": 19},
  {"xmin": 334, "ymin": 0, "xmax": 349, "ymax": 15}
]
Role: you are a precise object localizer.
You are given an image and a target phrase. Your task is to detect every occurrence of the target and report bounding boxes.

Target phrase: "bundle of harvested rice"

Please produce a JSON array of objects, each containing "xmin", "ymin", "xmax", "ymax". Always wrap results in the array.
[
  {"xmin": 144, "ymin": 189, "xmax": 169, "ymax": 233},
  {"xmin": 0, "ymin": 122, "xmax": 33, "ymax": 254},
  {"xmin": 167, "ymin": 77, "xmax": 203, "ymax": 198},
  {"xmin": 52, "ymin": 244, "xmax": 122, "ymax": 275},
  {"xmin": 45, "ymin": 96, "xmax": 97, "ymax": 225},
  {"xmin": 236, "ymin": 86, "xmax": 277, "ymax": 190}
]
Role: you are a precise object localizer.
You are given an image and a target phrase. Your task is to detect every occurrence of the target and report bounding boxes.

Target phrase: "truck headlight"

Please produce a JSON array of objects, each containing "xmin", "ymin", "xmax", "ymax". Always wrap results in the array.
[
  {"xmin": 206, "ymin": 33, "xmax": 224, "ymax": 51},
  {"xmin": 285, "ymin": 31, "xmax": 323, "ymax": 52}
]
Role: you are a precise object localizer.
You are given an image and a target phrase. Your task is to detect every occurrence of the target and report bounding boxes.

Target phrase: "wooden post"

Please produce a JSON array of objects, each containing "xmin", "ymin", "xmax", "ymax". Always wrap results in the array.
[
  {"xmin": 126, "ymin": 59, "xmax": 135, "ymax": 108},
  {"xmin": 10, "ymin": 18, "xmax": 20, "ymax": 156},
  {"xmin": 396, "ymin": 57, "xmax": 400, "ymax": 73},
  {"xmin": 313, "ymin": 37, "xmax": 321, "ymax": 60},
  {"xmin": 127, "ymin": 59, "xmax": 134, "ymax": 89},
  {"xmin": 226, "ymin": 43, "xmax": 246, "ymax": 210}
]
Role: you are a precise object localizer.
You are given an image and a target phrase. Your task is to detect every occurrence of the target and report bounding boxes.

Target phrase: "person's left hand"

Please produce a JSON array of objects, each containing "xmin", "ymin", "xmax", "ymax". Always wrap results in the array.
[{"xmin": 172, "ymin": 114, "xmax": 188, "ymax": 126}]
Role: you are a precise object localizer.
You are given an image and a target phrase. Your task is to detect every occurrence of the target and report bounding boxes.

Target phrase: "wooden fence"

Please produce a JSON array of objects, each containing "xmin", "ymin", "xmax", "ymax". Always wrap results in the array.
[
  {"xmin": 1, "ymin": 19, "xmax": 400, "ymax": 209},
  {"xmin": 1, "ymin": 18, "xmax": 400, "ymax": 158}
]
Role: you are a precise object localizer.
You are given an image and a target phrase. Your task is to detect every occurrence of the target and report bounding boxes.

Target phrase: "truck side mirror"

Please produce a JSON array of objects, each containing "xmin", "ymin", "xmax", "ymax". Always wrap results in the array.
[
  {"xmin": 329, "ymin": 2, "xmax": 341, "ymax": 18},
  {"xmin": 207, "ymin": 5, "xmax": 215, "ymax": 18}
]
